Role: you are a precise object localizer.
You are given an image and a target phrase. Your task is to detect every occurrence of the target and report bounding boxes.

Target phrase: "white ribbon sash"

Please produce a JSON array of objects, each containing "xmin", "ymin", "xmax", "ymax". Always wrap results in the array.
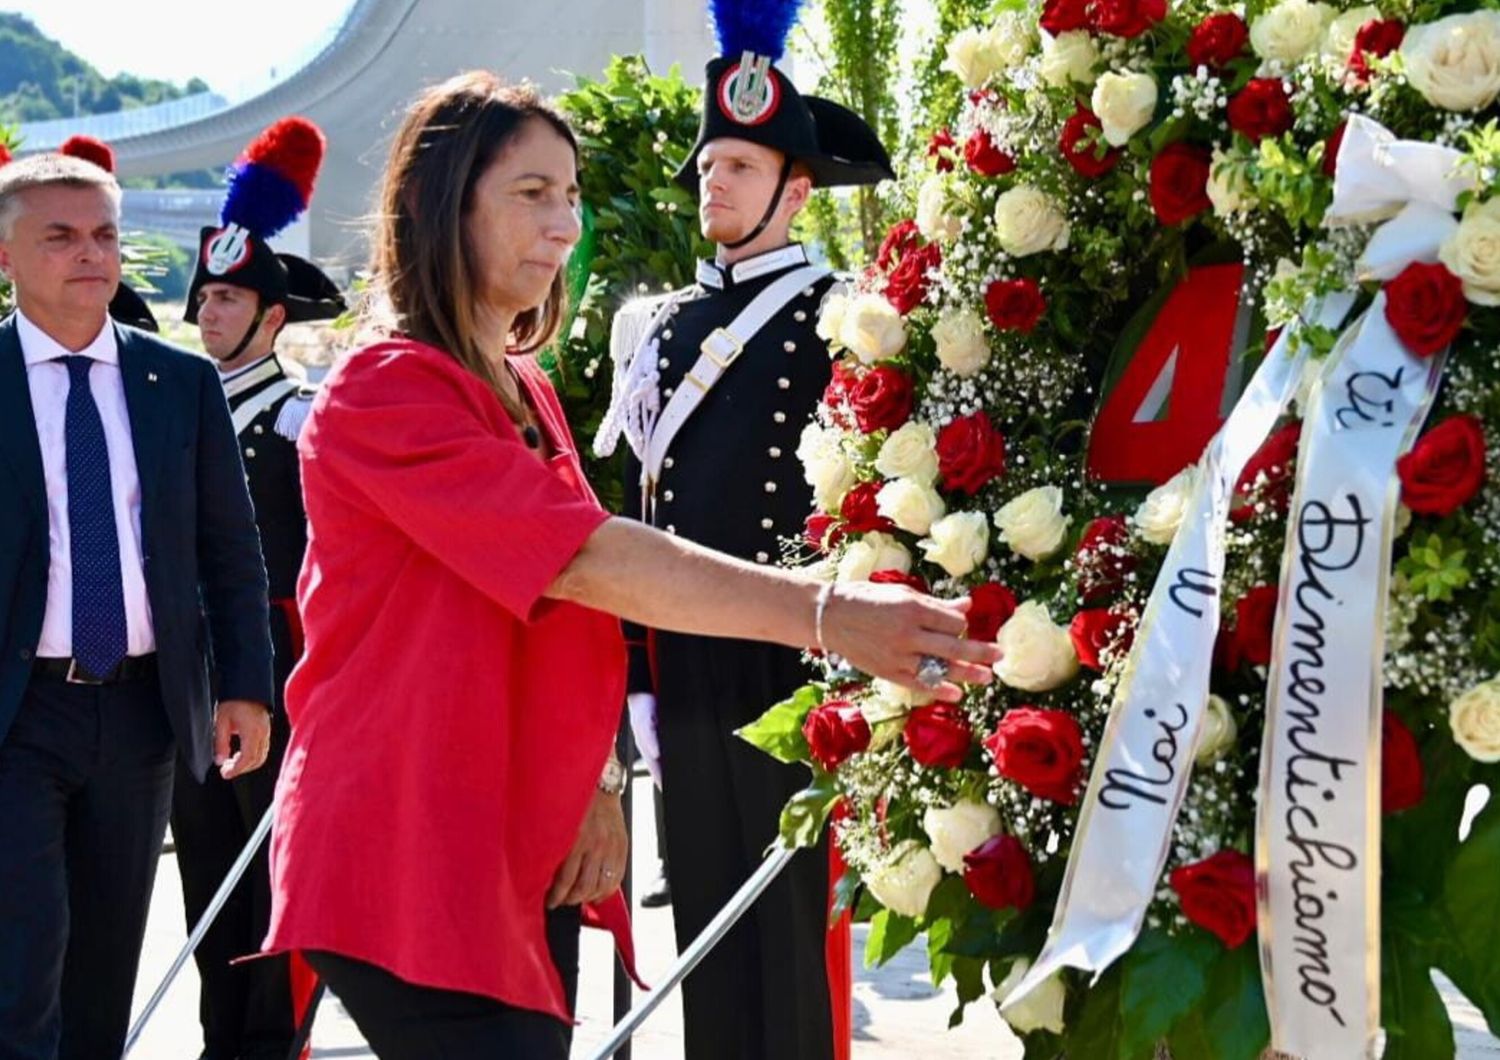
[
  {"xmin": 1004, "ymin": 294, "xmax": 1354, "ymax": 1011},
  {"xmin": 1255, "ymin": 115, "xmax": 1470, "ymax": 1060},
  {"xmin": 1256, "ymin": 300, "xmax": 1446, "ymax": 1060}
]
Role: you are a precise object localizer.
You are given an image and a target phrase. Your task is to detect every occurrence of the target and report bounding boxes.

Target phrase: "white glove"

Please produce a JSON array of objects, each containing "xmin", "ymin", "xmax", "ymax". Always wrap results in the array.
[{"xmin": 627, "ymin": 693, "xmax": 662, "ymax": 788}]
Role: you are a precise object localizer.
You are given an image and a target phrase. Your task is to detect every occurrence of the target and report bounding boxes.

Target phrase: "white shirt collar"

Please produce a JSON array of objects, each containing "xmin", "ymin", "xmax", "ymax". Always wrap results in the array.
[
  {"xmin": 17, "ymin": 308, "xmax": 118, "ymax": 368},
  {"xmin": 220, "ymin": 355, "xmax": 283, "ymax": 398},
  {"xmin": 696, "ymin": 244, "xmax": 810, "ymax": 290}
]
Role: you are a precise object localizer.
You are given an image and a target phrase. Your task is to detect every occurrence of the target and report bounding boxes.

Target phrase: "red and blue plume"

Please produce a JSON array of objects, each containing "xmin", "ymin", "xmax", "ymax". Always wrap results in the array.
[
  {"xmin": 61, "ymin": 135, "xmax": 116, "ymax": 173},
  {"xmin": 710, "ymin": 0, "xmax": 804, "ymax": 62},
  {"xmin": 220, "ymin": 116, "xmax": 325, "ymax": 239}
]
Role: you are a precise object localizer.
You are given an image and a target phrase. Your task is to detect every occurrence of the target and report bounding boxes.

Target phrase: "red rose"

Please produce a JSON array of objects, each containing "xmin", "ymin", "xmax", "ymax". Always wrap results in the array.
[
  {"xmin": 963, "ymin": 834, "xmax": 1036, "ymax": 911},
  {"xmin": 1187, "ymin": 12, "xmax": 1249, "ymax": 69},
  {"xmin": 849, "ymin": 366, "xmax": 915, "ymax": 434},
  {"xmin": 928, "ymin": 129, "xmax": 956, "ymax": 173},
  {"xmin": 1230, "ymin": 584, "xmax": 1279, "ymax": 668},
  {"xmin": 870, "ymin": 568, "xmax": 930, "ymax": 593},
  {"xmin": 805, "ymin": 512, "xmax": 844, "ymax": 552},
  {"xmin": 1169, "ymin": 850, "xmax": 1256, "ymax": 948},
  {"xmin": 1381, "ymin": 711, "xmax": 1424, "ymax": 815},
  {"xmin": 1231, "ymin": 421, "xmax": 1301, "ymax": 522},
  {"xmin": 1069, "ymin": 608, "xmax": 1135, "ymax": 671},
  {"xmin": 1075, "ymin": 514, "xmax": 1136, "ymax": 601},
  {"xmin": 1323, "ymin": 120, "xmax": 1348, "ymax": 179},
  {"xmin": 965, "ymin": 129, "xmax": 1017, "ymax": 177},
  {"xmin": 1349, "ymin": 19, "xmax": 1405, "ymax": 83},
  {"xmin": 1059, "ymin": 107, "xmax": 1121, "ymax": 179},
  {"xmin": 1397, "ymin": 415, "xmax": 1487, "ymax": 517},
  {"xmin": 0, "ymin": 144, "xmax": 11, "ymax": 168},
  {"xmin": 984, "ymin": 707, "xmax": 1087, "ymax": 805},
  {"xmin": 936, "ymin": 410, "xmax": 1007, "ymax": 495},
  {"xmin": 1384, "ymin": 262, "xmax": 1468, "ymax": 357},
  {"xmin": 876, "ymin": 219, "xmax": 921, "ymax": 271},
  {"xmin": 1149, "ymin": 143, "xmax": 1212, "ymax": 226},
  {"xmin": 839, "ymin": 481, "xmax": 895, "ymax": 535},
  {"xmin": 885, "ymin": 242, "xmax": 942, "ymax": 316},
  {"xmin": 984, "ymin": 277, "xmax": 1047, "ymax": 334},
  {"xmin": 1041, "ymin": 0, "xmax": 1090, "ymax": 34},
  {"xmin": 903, "ymin": 704, "xmax": 973, "ymax": 768},
  {"xmin": 1227, "ymin": 78, "xmax": 1294, "ymax": 143},
  {"xmin": 967, "ymin": 582, "xmax": 1019, "ymax": 642},
  {"xmin": 1087, "ymin": 0, "xmax": 1167, "ymax": 38},
  {"xmin": 802, "ymin": 699, "xmax": 872, "ymax": 773}
]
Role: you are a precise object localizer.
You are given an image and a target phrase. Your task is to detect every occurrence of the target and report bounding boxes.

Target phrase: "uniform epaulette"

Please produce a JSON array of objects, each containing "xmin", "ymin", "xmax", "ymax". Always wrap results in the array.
[{"xmin": 273, "ymin": 387, "xmax": 318, "ymax": 442}]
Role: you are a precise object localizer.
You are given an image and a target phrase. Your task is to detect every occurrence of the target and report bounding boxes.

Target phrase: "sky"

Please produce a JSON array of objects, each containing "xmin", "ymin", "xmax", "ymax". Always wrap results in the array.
[{"xmin": 9, "ymin": 0, "xmax": 356, "ymax": 95}]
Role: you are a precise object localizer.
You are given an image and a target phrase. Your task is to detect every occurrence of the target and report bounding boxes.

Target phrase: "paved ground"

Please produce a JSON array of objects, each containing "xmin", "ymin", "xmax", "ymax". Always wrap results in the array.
[{"xmin": 129, "ymin": 775, "xmax": 1499, "ymax": 1059}]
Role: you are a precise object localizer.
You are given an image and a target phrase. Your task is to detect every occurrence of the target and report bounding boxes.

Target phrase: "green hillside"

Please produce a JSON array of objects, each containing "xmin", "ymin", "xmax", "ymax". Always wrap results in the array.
[{"xmin": 0, "ymin": 12, "xmax": 209, "ymax": 123}]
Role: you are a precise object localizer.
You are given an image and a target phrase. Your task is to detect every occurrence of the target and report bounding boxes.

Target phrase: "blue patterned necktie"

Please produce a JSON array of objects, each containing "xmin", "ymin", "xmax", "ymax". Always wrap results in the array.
[{"xmin": 63, "ymin": 355, "xmax": 128, "ymax": 678}]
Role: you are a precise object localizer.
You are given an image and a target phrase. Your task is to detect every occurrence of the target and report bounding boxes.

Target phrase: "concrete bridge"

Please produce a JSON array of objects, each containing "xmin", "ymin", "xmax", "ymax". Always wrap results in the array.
[{"xmin": 21, "ymin": 0, "xmax": 714, "ymax": 266}]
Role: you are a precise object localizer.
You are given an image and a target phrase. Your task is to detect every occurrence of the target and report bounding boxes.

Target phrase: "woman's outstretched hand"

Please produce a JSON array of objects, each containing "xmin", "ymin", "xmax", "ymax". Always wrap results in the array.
[{"xmin": 820, "ymin": 583, "xmax": 1000, "ymax": 702}]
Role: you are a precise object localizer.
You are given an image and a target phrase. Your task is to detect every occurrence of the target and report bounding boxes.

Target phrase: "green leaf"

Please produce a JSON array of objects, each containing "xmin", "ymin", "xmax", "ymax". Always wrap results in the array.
[
  {"xmin": 736, "ymin": 684, "xmax": 824, "ymax": 763},
  {"xmin": 1201, "ymin": 943, "xmax": 1270, "ymax": 1060},
  {"xmin": 1118, "ymin": 928, "xmax": 1219, "ymax": 1060},
  {"xmin": 778, "ymin": 772, "xmax": 839, "ymax": 849},
  {"xmin": 1437, "ymin": 794, "xmax": 1500, "ymax": 1034},
  {"xmin": 1065, "ymin": 963, "xmax": 1124, "ymax": 1059},
  {"xmin": 947, "ymin": 955, "xmax": 987, "ymax": 1027},
  {"xmin": 865, "ymin": 908, "xmax": 921, "ymax": 969},
  {"xmin": 1383, "ymin": 940, "xmax": 1454, "ymax": 1060}
]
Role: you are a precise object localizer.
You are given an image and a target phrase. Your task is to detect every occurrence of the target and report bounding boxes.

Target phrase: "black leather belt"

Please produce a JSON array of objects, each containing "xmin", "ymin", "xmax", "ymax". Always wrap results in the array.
[{"xmin": 32, "ymin": 654, "xmax": 158, "ymax": 685}]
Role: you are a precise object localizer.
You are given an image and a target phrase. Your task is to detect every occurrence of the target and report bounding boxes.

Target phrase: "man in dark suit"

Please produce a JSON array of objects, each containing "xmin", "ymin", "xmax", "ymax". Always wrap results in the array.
[{"xmin": 0, "ymin": 152, "xmax": 274, "ymax": 1059}]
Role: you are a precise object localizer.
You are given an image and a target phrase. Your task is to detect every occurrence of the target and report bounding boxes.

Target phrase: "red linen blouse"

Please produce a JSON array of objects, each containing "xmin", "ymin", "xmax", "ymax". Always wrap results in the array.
[{"xmin": 263, "ymin": 339, "xmax": 624, "ymax": 1020}]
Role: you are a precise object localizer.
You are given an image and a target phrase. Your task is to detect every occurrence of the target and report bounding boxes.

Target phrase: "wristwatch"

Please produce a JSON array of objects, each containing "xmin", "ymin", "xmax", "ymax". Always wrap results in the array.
[{"xmin": 597, "ymin": 756, "xmax": 628, "ymax": 796}]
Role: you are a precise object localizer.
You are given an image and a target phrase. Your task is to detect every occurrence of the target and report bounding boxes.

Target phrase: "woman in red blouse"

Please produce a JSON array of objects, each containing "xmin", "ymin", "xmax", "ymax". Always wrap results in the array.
[{"xmin": 264, "ymin": 72, "xmax": 999, "ymax": 1058}]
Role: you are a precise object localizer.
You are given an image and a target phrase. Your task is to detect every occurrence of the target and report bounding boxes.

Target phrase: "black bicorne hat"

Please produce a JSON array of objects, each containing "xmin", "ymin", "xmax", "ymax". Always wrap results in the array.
[
  {"xmin": 672, "ymin": 0, "xmax": 894, "ymax": 195},
  {"xmin": 184, "ymin": 117, "xmax": 345, "ymax": 325},
  {"xmin": 108, "ymin": 283, "xmax": 159, "ymax": 332}
]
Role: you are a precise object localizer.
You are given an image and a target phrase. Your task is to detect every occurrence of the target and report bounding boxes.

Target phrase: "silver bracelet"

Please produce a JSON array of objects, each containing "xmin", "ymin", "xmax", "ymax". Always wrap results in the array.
[{"xmin": 814, "ymin": 581, "xmax": 837, "ymax": 654}]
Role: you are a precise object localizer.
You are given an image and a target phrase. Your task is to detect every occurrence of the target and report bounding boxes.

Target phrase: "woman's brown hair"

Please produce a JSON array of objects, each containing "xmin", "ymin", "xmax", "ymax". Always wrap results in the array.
[{"xmin": 368, "ymin": 71, "xmax": 577, "ymax": 418}]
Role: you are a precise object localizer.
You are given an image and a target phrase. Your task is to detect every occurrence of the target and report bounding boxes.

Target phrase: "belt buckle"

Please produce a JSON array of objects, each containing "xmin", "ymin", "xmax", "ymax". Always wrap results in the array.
[
  {"xmin": 65, "ymin": 659, "xmax": 104, "ymax": 686},
  {"xmin": 701, "ymin": 328, "xmax": 743, "ymax": 370}
]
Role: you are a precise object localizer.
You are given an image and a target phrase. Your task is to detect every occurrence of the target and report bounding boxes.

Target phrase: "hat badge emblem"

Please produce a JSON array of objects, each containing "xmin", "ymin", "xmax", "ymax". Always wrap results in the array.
[
  {"xmin": 204, "ymin": 223, "xmax": 253, "ymax": 276},
  {"xmin": 719, "ymin": 51, "xmax": 778, "ymax": 126}
]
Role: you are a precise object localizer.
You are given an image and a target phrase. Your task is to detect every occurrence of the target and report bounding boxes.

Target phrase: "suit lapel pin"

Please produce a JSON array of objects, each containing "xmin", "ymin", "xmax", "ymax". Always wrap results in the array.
[{"xmin": 147, "ymin": 372, "xmax": 158, "ymax": 383}]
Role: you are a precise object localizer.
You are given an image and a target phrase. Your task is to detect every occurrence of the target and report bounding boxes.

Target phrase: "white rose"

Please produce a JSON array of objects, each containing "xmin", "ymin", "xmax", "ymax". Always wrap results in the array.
[
  {"xmin": 1440, "ymin": 197, "xmax": 1500, "ymax": 307},
  {"xmin": 838, "ymin": 292, "xmax": 909, "ymax": 364},
  {"xmin": 1449, "ymin": 676, "xmax": 1500, "ymax": 763},
  {"xmin": 1401, "ymin": 10, "xmax": 1500, "ymax": 113},
  {"xmin": 1040, "ymin": 30, "xmax": 1100, "ymax": 88},
  {"xmin": 1251, "ymin": 0, "xmax": 1336, "ymax": 64},
  {"xmin": 870, "ymin": 678, "xmax": 935, "ymax": 711},
  {"xmin": 877, "ymin": 478, "xmax": 947, "ymax": 537},
  {"xmin": 1195, "ymin": 694, "xmax": 1239, "ymax": 765},
  {"xmin": 919, "ymin": 511, "xmax": 990, "ymax": 578},
  {"xmin": 837, "ymin": 531, "xmax": 913, "ymax": 583},
  {"xmin": 1320, "ymin": 5, "xmax": 1381, "ymax": 69},
  {"xmin": 1206, "ymin": 146, "xmax": 1254, "ymax": 217},
  {"xmin": 916, "ymin": 175, "xmax": 963, "ymax": 245},
  {"xmin": 994, "ymin": 958, "xmax": 1068, "ymax": 1035},
  {"xmin": 989, "ymin": 10, "xmax": 1038, "ymax": 69},
  {"xmin": 816, "ymin": 290, "xmax": 849, "ymax": 346},
  {"xmin": 994, "ymin": 600, "xmax": 1080, "ymax": 692},
  {"xmin": 931, "ymin": 306, "xmax": 992, "ymax": 377},
  {"xmin": 865, "ymin": 840, "xmax": 943, "ymax": 918},
  {"xmin": 797, "ymin": 424, "xmax": 856, "ymax": 512},
  {"xmin": 945, "ymin": 26, "xmax": 1006, "ymax": 89},
  {"xmin": 923, "ymin": 800, "xmax": 1003, "ymax": 873},
  {"xmin": 877, "ymin": 422, "xmax": 941, "ymax": 486},
  {"xmin": 993, "ymin": 185, "xmax": 1071, "ymax": 259},
  {"xmin": 994, "ymin": 486, "xmax": 1070, "ymax": 561},
  {"xmin": 1132, "ymin": 465, "xmax": 1198, "ymax": 545},
  {"xmin": 1090, "ymin": 70, "xmax": 1158, "ymax": 147}
]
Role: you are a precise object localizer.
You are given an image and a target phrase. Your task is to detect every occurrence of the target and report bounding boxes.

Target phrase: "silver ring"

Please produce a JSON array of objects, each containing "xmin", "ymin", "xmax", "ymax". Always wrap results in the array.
[
  {"xmin": 603, "ymin": 868, "xmax": 616, "ymax": 878},
  {"xmin": 915, "ymin": 654, "xmax": 949, "ymax": 689}
]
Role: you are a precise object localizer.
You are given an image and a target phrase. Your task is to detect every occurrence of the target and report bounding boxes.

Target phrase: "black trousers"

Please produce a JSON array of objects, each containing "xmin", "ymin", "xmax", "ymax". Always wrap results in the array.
[
  {"xmin": 171, "ymin": 704, "xmax": 293, "ymax": 1060},
  {"xmin": 305, "ymin": 905, "xmax": 581, "ymax": 1060},
  {"xmin": 656, "ymin": 635, "xmax": 835, "ymax": 1060},
  {"xmin": 0, "ymin": 672, "xmax": 176, "ymax": 1060}
]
